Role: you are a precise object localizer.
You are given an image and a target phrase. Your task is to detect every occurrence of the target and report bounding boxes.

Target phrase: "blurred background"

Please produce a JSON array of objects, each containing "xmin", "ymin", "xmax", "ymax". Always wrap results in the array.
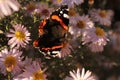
[{"xmin": 0, "ymin": 0, "xmax": 120, "ymax": 80}]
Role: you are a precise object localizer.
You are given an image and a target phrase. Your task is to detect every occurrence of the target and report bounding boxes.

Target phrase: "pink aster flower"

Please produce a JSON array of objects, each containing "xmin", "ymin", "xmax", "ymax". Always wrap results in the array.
[
  {"xmin": 51, "ymin": 0, "xmax": 63, "ymax": 6},
  {"xmin": 24, "ymin": 2, "xmax": 36, "ymax": 16},
  {"xmin": 82, "ymin": 27, "xmax": 108, "ymax": 52},
  {"xmin": 6, "ymin": 24, "xmax": 31, "ymax": 48},
  {"xmin": 62, "ymin": 0, "xmax": 84, "ymax": 8},
  {"xmin": 25, "ymin": 2, "xmax": 54, "ymax": 18},
  {"xmin": 14, "ymin": 61, "xmax": 47, "ymax": 80},
  {"xmin": 0, "ymin": 0, "xmax": 20, "ymax": 18},
  {"xmin": 22, "ymin": 57, "xmax": 33, "ymax": 67},
  {"xmin": 76, "ymin": 15, "xmax": 94, "ymax": 30},
  {"xmin": 35, "ymin": 3, "xmax": 54, "ymax": 18},
  {"xmin": 46, "ymin": 42, "xmax": 72, "ymax": 58},
  {"xmin": 0, "ymin": 48, "xmax": 23, "ymax": 76},
  {"xmin": 65, "ymin": 68, "xmax": 95, "ymax": 80},
  {"xmin": 58, "ymin": 42, "xmax": 72, "ymax": 58},
  {"xmin": 69, "ymin": 9, "xmax": 80, "ymax": 26},
  {"xmin": 88, "ymin": 42, "xmax": 105, "ymax": 53},
  {"xmin": 69, "ymin": 15, "xmax": 94, "ymax": 39},
  {"xmin": 89, "ymin": 9, "xmax": 114, "ymax": 26}
]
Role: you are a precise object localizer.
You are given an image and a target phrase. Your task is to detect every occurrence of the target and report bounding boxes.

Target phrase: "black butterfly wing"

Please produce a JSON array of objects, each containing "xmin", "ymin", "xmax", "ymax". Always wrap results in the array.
[{"xmin": 33, "ymin": 5, "xmax": 69, "ymax": 52}]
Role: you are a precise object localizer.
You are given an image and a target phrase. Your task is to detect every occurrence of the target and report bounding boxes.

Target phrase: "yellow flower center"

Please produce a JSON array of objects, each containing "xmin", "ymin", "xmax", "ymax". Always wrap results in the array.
[
  {"xmin": 15, "ymin": 31, "xmax": 25, "ymax": 41},
  {"xmin": 69, "ymin": 8, "xmax": 76, "ymax": 16},
  {"xmin": 95, "ymin": 27, "xmax": 105, "ymax": 37},
  {"xmin": 88, "ymin": 0, "xmax": 94, "ymax": 5},
  {"xmin": 99, "ymin": 10, "xmax": 107, "ymax": 18},
  {"xmin": 5, "ymin": 56, "xmax": 17, "ymax": 72},
  {"xmin": 33, "ymin": 70, "xmax": 45, "ymax": 80},
  {"xmin": 57, "ymin": 0, "xmax": 62, "ymax": 3},
  {"xmin": 77, "ymin": 20, "xmax": 86, "ymax": 29},
  {"xmin": 26, "ymin": 3, "xmax": 35, "ymax": 11}
]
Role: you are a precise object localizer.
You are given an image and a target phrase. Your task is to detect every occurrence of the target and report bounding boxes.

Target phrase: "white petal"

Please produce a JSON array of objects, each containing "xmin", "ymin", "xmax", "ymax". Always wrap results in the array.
[
  {"xmin": 0, "ymin": 3, "xmax": 11, "ymax": 15},
  {"xmin": 7, "ymin": 0, "xmax": 20, "ymax": 11},
  {"xmin": 81, "ymin": 68, "xmax": 85, "ymax": 78}
]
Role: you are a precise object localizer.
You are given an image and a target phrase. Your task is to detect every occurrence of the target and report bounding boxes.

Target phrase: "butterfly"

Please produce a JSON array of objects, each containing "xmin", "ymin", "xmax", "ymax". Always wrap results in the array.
[{"xmin": 33, "ymin": 5, "xmax": 69, "ymax": 54}]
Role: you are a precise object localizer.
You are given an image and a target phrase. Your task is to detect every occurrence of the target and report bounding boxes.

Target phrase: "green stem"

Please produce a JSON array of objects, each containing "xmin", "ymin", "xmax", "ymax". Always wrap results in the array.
[{"xmin": 7, "ymin": 72, "xmax": 11, "ymax": 80}]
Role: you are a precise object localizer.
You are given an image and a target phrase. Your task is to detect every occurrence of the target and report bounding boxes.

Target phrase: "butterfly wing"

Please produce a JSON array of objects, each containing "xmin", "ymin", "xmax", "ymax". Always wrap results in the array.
[{"xmin": 33, "ymin": 5, "xmax": 69, "ymax": 53}]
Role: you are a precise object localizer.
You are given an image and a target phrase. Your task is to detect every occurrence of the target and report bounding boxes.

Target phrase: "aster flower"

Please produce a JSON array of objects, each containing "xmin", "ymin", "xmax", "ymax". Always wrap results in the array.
[
  {"xmin": 69, "ymin": 8, "xmax": 80, "ymax": 26},
  {"xmin": 108, "ymin": 22, "xmax": 120, "ymax": 52},
  {"xmin": 35, "ymin": 3, "xmax": 54, "ymax": 18},
  {"xmin": 88, "ymin": 42, "xmax": 105, "ymax": 53},
  {"xmin": 58, "ymin": 42, "xmax": 72, "ymax": 58},
  {"xmin": 14, "ymin": 61, "xmax": 47, "ymax": 80},
  {"xmin": 25, "ymin": 2, "xmax": 53, "ymax": 17},
  {"xmin": 0, "ymin": 48, "xmax": 23, "ymax": 76},
  {"xmin": 89, "ymin": 9, "xmax": 114, "ymax": 26},
  {"xmin": 6, "ymin": 24, "xmax": 31, "ymax": 48},
  {"xmin": 65, "ymin": 68, "xmax": 95, "ymax": 80},
  {"xmin": 69, "ymin": 25, "xmax": 81, "ymax": 39},
  {"xmin": 22, "ymin": 57, "xmax": 32, "ymax": 67},
  {"xmin": 97, "ymin": 56, "xmax": 114, "ymax": 69},
  {"xmin": 76, "ymin": 15, "xmax": 94, "ymax": 30},
  {"xmin": 51, "ymin": 0, "xmax": 63, "ymax": 6},
  {"xmin": 0, "ymin": 0, "xmax": 20, "ymax": 18},
  {"xmin": 44, "ymin": 42, "xmax": 72, "ymax": 58},
  {"xmin": 82, "ymin": 27, "xmax": 108, "ymax": 52},
  {"xmin": 25, "ymin": 2, "xmax": 36, "ymax": 16},
  {"xmin": 69, "ymin": 15, "xmax": 94, "ymax": 39},
  {"xmin": 62, "ymin": 0, "xmax": 84, "ymax": 8}
]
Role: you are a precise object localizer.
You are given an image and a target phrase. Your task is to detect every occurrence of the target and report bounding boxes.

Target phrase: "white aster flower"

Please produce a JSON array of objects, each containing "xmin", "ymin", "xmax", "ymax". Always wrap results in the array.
[
  {"xmin": 14, "ymin": 61, "xmax": 47, "ymax": 80},
  {"xmin": 62, "ymin": 0, "xmax": 84, "ymax": 8},
  {"xmin": 65, "ymin": 68, "xmax": 95, "ymax": 80},
  {"xmin": 0, "ymin": 0, "xmax": 20, "ymax": 18},
  {"xmin": 89, "ymin": 9, "xmax": 114, "ymax": 26},
  {"xmin": 6, "ymin": 24, "xmax": 31, "ymax": 48},
  {"xmin": 0, "ymin": 48, "xmax": 23, "ymax": 76},
  {"xmin": 82, "ymin": 27, "xmax": 108, "ymax": 52}
]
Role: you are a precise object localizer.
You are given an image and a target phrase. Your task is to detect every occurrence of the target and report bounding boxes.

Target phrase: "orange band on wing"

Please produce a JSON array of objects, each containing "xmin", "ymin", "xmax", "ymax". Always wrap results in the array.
[
  {"xmin": 38, "ymin": 19, "xmax": 46, "ymax": 34},
  {"xmin": 41, "ymin": 44, "xmax": 63, "ymax": 51},
  {"xmin": 33, "ymin": 40, "xmax": 39, "ymax": 47},
  {"xmin": 39, "ymin": 19, "xmax": 46, "ymax": 28},
  {"xmin": 51, "ymin": 15, "xmax": 68, "ymax": 31},
  {"xmin": 38, "ymin": 29, "xmax": 44, "ymax": 35}
]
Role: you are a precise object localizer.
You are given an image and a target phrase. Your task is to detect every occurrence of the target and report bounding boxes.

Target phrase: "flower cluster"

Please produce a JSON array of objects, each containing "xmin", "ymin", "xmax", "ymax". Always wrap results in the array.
[
  {"xmin": 0, "ymin": 48, "xmax": 47, "ymax": 80},
  {"xmin": 0, "ymin": 0, "xmax": 115, "ymax": 80}
]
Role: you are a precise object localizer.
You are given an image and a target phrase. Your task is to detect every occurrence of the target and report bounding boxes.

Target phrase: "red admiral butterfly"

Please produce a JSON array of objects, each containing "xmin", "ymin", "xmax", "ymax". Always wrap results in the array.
[{"xmin": 33, "ymin": 5, "xmax": 69, "ymax": 54}]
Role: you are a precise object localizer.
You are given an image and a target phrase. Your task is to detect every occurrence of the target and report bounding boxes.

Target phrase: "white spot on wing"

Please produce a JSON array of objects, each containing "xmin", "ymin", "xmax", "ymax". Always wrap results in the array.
[
  {"xmin": 60, "ymin": 11, "xmax": 63, "ymax": 14},
  {"xmin": 63, "ymin": 13, "xmax": 69, "ymax": 19},
  {"xmin": 66, "ymin": 8, "xmax": 69, "ymax": 11}
]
